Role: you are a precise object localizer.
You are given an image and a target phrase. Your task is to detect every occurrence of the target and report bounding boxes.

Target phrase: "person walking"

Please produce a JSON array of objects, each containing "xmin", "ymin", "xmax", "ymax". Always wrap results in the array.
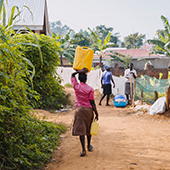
[
  {"xmin": 71, "ymin": 68, "xmax": 99, "ymax": 157},
  {"xmin": 99, "ymin": 66, "xmax": 115, "ymax": 106},
  {"xmin": 124, "ymin": 63, "xmax": 137, "ymax": 105}
]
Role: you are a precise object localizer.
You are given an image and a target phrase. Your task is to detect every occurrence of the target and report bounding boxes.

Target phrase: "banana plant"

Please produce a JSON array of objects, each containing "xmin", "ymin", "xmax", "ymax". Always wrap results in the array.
[
  {"xmin": 52, "ymin": 30, "xmax": 76, "ymax": 65},
  {"xmin": 148, "ymin": 15, "xmax": 170, "ymax": 56},
  {"xmin": 88, "ymin": 27, "xmax": 126, "ymax": 69}
]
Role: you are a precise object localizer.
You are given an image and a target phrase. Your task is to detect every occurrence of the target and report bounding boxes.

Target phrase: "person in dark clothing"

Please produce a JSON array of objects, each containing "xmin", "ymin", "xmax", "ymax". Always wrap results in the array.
[{"xmin": 99, "ymin": 66, "xmax": 115, "ymax": 106}]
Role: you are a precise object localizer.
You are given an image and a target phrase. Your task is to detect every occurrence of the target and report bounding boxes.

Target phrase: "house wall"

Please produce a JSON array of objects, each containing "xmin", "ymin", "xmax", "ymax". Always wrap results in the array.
[
  {"xmin": 112, "ymin": 63, "xmax": 168, "ymax": 79},
  {"xmin": 62, "ymin": 58, "xmax": 70, "ymax": 65},
  {"xmin": 93, "ymin": 57, "xmax": 170, "ymax": 70},
  {"xmin": 154, "ymin": 58, "xmax": 170, "ymax": 69}
]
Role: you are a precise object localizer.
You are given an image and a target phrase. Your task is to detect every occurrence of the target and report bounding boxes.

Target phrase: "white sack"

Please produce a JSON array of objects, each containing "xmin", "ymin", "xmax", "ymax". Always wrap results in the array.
[{"xmin": 149, "ymin": 97, "xmax": 166, "ymax": 115}]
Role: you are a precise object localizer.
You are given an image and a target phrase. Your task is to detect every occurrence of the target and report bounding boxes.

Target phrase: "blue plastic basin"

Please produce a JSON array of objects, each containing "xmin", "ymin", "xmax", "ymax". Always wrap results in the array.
[
  {"xmin": 113, "ymin": 95, "xmax": 127, "ymax": 107},
  {"xmin": 114, "ymin": 95, "xmax": 126, "ymax": 100},
  {"xmin": 113, "ymin": 101, "xmax": 127, "ymax": 107}
]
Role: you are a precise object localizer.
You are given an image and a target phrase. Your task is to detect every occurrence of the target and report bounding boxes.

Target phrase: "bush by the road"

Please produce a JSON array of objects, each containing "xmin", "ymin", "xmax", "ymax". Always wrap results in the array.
[{"xmin": 0, "ymin": 26, "xmax": 67, "ymax": 169}]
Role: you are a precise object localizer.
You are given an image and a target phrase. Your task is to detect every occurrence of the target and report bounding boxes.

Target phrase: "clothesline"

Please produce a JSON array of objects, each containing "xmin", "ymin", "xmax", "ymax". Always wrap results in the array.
[{"xmin": 56, "ymin": 67, "xmax": 127, "ymax": 95}]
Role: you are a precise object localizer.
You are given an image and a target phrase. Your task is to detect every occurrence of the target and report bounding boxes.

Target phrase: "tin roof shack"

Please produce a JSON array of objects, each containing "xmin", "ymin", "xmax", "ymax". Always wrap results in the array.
[{"xmin": 5, "ymin": 0, "xmax": 50, "ymax": 35}]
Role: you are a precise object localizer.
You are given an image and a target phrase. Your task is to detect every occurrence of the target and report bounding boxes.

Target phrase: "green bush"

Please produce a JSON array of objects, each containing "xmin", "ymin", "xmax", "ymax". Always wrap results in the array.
[
  {"xmin": 65, "ymin": 83, "xmax": 73, "ymax": 87},
  {"xmin": 0, "ymin": 26, "xmax": 67, "ymax": 169},
  {"xmin": 1, "ymin": 115, "xmax": 66, "ymax": 169},
  {"xmin": 15, "ymin": 33, "xmax": 70, "ymax": 109}
]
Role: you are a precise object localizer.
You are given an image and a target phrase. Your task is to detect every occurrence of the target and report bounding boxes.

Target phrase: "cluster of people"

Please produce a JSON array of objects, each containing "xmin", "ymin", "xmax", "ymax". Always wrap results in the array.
[
  {"xmin": 99, "ymin": 63, "xmax": 137, "ymax": 106},
  {"xmin": 71, "ymin": 63, "xmax": 137, "ymax": 157}
]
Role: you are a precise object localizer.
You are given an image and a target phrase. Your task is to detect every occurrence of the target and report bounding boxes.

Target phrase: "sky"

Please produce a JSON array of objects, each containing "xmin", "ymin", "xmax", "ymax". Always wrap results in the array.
[{"xmin": 47, "ymin": 0, "xmax": 170, "ymax": 41}]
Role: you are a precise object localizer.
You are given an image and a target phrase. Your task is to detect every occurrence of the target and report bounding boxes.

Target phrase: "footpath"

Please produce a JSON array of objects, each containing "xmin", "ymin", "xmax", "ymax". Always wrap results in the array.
[{"xmin": 38, "ymin": 87, "xmax": 170, "ymax": 170}]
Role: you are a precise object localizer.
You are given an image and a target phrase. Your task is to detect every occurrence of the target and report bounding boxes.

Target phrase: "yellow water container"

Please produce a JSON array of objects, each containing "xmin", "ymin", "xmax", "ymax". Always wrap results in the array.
[
  {"xmin": 73, "ymin": 46, "xmax": 94, "ymax": 72},
  {"xmin": 90, "ymin": 120, "xmax": 99, "ymax": 135}
]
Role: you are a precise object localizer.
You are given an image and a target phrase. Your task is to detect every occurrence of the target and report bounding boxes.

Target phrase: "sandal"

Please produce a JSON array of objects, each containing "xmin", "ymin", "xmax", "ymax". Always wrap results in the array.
[
  {"xmin": 88, "ymin": 145, "xmax": 93, "ymax": 152},
  {"xmin": 80, "ymin": 151, "xmax": 86, "ymax": 157}
]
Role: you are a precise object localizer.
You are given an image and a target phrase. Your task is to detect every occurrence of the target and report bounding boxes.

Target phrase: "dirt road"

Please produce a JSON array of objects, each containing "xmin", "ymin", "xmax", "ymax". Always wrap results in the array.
[{"xmin": 39, "ymin": 87, "xmax": 170, "ymax": 170}]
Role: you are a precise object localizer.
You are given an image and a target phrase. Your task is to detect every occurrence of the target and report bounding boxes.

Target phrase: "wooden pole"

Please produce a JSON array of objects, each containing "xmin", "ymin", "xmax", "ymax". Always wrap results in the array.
[
  {"xmin": 130, "ymin": 77, "xmax": 132, "ymax": 100},
  {"xmin": 132, "ymin": 81, "xmax": 136, "ymax": 106},
  {"xmin": 141, "ymin": 90, "xmax": 143, "ymax": 105},
  {"xmin": 166, "ymin": 86, "xmax": 170, "ymax": 110},
  {"xmin": 155, "ymin": 91, "xmax": 158, "ymax": 101}
]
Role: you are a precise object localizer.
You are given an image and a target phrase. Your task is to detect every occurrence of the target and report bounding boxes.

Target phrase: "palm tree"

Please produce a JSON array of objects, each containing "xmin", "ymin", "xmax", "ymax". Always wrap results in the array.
[
  {"xmin": 88, "ymin": 27, "xmax": 126, "ymax": 69},
  {"xmin": 52, "ymin": 30, "xmax": 76, "ymax": 65},
  {"xmin": 148, "ymin": 15, "xmax": 170, "ymax": 56}
]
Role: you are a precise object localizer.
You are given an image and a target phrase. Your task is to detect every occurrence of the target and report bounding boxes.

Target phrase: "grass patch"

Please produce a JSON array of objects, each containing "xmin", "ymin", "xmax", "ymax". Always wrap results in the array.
[{"xmin": 65, "ymin": 83, "xmax": 73, "ymax": 88}]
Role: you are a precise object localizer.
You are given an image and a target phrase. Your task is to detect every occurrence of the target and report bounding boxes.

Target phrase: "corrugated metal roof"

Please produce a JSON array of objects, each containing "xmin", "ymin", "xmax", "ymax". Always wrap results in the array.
[
  {"xmin": 94, "ymin": 48, "xmax": 163, "ymax": 59},
  {"xmin": 4, "ymin": 0, "xmax": 49, "ymax": 33}
]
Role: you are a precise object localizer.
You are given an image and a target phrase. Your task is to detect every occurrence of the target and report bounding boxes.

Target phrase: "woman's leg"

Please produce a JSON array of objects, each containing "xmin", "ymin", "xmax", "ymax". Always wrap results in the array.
[
  {"xmin": 87, "ymin": 135, "xmax": 91, "ymax": 148},
  {"xmin": 87, "ymin": 135, "xmax": 93, "ymax": 151},
  {"xmin": 79, "ymin": 135, "xmax": 85, "ymax": 152},
  {"xmin": 99, "ymin": 94, "xmax": 106, "ymax": 105},
  {"xmin": 106, "ymin": 94, "xmax": 110, "ymax": 105}
]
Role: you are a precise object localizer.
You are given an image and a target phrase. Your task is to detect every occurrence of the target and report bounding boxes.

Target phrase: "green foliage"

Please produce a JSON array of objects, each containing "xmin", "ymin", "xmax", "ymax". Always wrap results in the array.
[
  {"xmin": 50, "ymin": 20, "xmax": 70, "ymax": 36},
  {"xmin": 123, "ymin": 55, "xmax": 132, "ymax": 69},
  {"xmin": 124, "ymin": 32, "xmax": 145, "ymax": 49},
  {"xmin": 14, "ymin": 33, "xmax": 70, "ymax": 109},
  {"xmin": 88, "ymin": 27, "xmax": 125, "ymax": 68},
  {"xmin": 0, "ymin": 25, "xmax": 67, "ymax": 169},
  {"xmin": 1, "ymin": 114, "xmax": 66, "ymax": 169},
  {"xmin": 52, "ymin": 31, "xmax": 76, "ymax": 65},
  {"xmin": 71, "ymin": 32, "xmax": 91, "ymax": 47},
  {"xmin": 64, "ymin": 83, "xmax": 73, "ymax": 87},
  {"xmin": 94, "ymin": 25, "xmax": 120, "ymax": 46},
  {"xmin": 0, "ymin": 1, "xmax": 31, "ymax": 30},
  {"xmin": 148, "ymin": 15, "xmax": 170, "ymax": 56}
]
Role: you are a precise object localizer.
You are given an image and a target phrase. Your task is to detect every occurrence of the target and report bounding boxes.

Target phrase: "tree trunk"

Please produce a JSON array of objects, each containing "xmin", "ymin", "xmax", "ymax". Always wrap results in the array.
[
  {"xmin": 99, "ymin": 56, "xmax": 102, "ymax": 67},
  {"xmin": 99, "ymin": 56, "xmax": 104, "ymax": 71}
]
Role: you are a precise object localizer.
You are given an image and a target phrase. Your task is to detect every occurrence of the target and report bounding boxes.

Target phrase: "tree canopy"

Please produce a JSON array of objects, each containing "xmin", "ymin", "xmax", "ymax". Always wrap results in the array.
[
  {"xmin": 50, "ymin": 20, "xmax": 70, "ymax": 36},
  {"xmin": 71, "ymin": 32, "xmax": 91, "ymax": 47},
  {"xmin": 123, "ymin": 32, "xmax": 146, "ymax": 49},
  {"xmin": 94, "ymin": 25, "xmax": 120, "ymax": 47},
  {"xmin": 148, "ymin": 15, "xmax": 170, "ymax": 56}
]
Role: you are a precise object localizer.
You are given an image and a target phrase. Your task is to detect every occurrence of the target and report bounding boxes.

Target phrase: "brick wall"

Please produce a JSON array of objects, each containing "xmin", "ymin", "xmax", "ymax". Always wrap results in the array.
[{"xmin": 111, "ymin": 63, "xmax": 168, "ymax": 79}]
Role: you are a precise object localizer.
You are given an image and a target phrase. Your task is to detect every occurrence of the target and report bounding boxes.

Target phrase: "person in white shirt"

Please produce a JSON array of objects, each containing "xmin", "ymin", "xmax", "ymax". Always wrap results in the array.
[{"xmin": 124, "ymin": 63, "xmax": 137, "ymax": 105}]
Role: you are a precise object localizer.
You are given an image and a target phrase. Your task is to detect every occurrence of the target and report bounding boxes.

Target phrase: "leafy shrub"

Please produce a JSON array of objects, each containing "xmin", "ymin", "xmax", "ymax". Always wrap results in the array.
[
  {"xmin": 64, "ymin": 83, "xmax": 73, "ymax": 87},
  {"xmin": 15, "ymin": 33, "xmax": 70, "ymax": 109},
  {"xmin": 0, "ymin": 26, "xmax": 67, "ymax": 169},
  {"xmin": 1, "ymin": 114, "xmax": 66, "ymax": 169}
]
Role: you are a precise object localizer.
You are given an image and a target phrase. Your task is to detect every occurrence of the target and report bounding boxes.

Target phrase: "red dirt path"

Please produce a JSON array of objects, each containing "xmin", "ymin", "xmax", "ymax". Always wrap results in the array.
[{"xmin": 38, "ymin": 87, "xmax": 170, "ymax": 170}]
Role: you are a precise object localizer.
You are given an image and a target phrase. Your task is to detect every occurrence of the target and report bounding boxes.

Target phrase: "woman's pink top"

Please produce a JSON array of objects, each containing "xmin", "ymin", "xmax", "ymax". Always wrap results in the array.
[{"xmin": 71, "ymin": 77, "xmax": 94, "ymax": 109}]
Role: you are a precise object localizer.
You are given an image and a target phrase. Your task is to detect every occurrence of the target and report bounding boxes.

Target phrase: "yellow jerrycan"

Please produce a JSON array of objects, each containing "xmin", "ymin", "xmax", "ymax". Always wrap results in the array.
[
  {"xmin": 73, "ymin": 46, "xmax": 94, "ymax": 72},
  {"xmin": 90, "ymin": 120, "xmax": 99, "ymax": 135}
]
